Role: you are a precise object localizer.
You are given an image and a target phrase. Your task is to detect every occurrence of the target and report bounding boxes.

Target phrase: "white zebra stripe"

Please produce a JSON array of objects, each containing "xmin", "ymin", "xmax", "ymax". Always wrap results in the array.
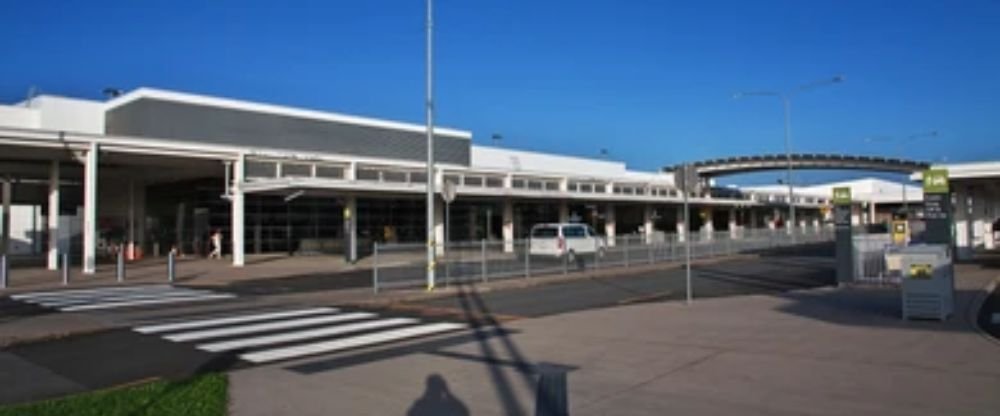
[
  {"xmin": 164, "ymin": 312, "xmax": 376, "ymax": 342},
  {"xmin": 197, "ymin": 317, "xmax": 419, "ymax": 352},
  {"xmin": 60, "ymin": 293, "xmax": 236, "ymax": 312},
  {"xmin": 135, "ymin": 307, "xmax": 340, "ymax": 334},
  {"xmin": 240, "ymin": 322, "xmax": 466, "ymax": 364},
  {"xmin": 35, "ymin": 289, "xmax": 218, "ymax": 307},
  {"xmin": 11, "ymin": 285, "xmax": 175, "ymax": 300}
]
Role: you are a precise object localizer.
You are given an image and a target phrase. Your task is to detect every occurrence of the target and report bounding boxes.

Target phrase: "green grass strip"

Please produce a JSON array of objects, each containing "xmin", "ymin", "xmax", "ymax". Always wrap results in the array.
[{"xmin": 0, "ymin": 373, "xmax": 228, "ymax": 416}]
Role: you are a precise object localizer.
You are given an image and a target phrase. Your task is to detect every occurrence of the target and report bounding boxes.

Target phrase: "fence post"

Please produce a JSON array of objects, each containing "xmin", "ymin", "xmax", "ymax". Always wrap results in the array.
[
  {"xmin": 0, "ymin": 254, "xmax": 7, "ymax": 289},
  {"xmin": 444, "ymin": 240, "xmax": 450, "ymax": 288},
  {"xmin": 61, "ymin": 253, "xmax": 69, "ymax": 285},
  {"xmin": 594, "ymin": 239, "xmax": 601, "ymax": 271},
  {"xmin": 116, "ymin": 249, "xmax": 125, "ymax": 283},
  {"xmin": 648, "ymin": 238, "xmax": 654, "ymax": 264},
  {"xmin": 525, "ymin": 239, "xmax": 531, "ymax": 279},
  {"xmin": 481, "ymin": 239, "xmax": 487, "ymax": 283},
  {"xmin": 562, "ymin": 247, "xmax": 568, "ymax": 275},
  {"xmin": 372, "ymin": 242, "xmax": 379, "ymax": 294},
  {"xmin": 167, "ymin": 251, "xmax": 176, "ymax": 283},
  {"xmin": 624, "ymin": 237, "xmax": 630, "ymax": 268}
]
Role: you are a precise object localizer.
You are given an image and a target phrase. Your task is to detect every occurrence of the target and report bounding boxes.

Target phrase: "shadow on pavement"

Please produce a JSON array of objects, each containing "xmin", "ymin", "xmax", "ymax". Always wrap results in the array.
[
  {"xmin": 773, "ymin": 287, "xmax": 983, "ymax": 333},
  {"xmin": 406, "ymin": 374, "xmax": 470, "ymax": 416},
  {"xmin": 454, "ymin": 284, "xmax": 536, "ymax": 415}
]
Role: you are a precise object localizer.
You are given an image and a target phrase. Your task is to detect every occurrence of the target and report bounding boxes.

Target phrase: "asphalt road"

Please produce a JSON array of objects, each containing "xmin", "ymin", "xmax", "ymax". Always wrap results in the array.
[{"xmin": 407, "ymin": 247, "xmax": 836, "ymax": 318}]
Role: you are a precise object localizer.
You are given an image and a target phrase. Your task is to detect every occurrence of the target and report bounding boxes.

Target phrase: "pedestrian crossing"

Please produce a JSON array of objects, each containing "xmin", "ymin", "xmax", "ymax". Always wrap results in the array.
[
  {"xmin": 10, "ymin": 285, "xmax": 236, "ymax": 312},
  {"xmin": 133, "ymin": 306, "xmax": 466, "ymax": 364}
]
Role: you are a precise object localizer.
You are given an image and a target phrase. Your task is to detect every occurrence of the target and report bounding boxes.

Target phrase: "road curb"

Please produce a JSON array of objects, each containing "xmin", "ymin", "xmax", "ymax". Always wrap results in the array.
[{"xmin": 969, "ymin": 273, "xmax": 1000, "ymax": 348}]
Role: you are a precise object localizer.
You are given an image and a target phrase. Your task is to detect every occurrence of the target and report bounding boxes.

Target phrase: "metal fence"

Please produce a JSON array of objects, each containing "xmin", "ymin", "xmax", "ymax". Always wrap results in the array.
[
  {"xmin": 372, "ymin": 227, "xmax": 835, "ymax": 292},
  {"xmin": 852, "ymin": 233, "xmax": 899, "ymax": 285}
]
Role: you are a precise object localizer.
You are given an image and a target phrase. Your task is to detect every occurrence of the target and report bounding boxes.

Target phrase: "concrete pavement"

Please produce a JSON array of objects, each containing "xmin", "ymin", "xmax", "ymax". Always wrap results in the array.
[{"xmin": 229, "ymin": 264, "xmax": 1000, "ymax": 416}]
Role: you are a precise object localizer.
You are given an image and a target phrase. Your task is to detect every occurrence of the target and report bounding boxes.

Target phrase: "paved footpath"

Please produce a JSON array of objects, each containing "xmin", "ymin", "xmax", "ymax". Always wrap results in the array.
[{"xmin": 230, "ymin": 264, "xmax": 1000, "ymax": 416}]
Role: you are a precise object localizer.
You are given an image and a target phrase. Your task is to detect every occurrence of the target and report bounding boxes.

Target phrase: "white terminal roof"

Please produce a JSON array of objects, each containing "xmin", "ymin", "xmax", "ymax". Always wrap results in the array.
[
  {"xmin": 105, "ymin": 87, "xmax": 472, "ymax": 139},
  {"xmin": 743, "ymin": 177, "xmax": 923, "ymax": 204},
  {"xmin": 915, "ymin": 160, "xmax": 1000, "ymax": 181},
  {"xmin": 471, "ymin": 145, "xmax": 675, "ymax": 185}
]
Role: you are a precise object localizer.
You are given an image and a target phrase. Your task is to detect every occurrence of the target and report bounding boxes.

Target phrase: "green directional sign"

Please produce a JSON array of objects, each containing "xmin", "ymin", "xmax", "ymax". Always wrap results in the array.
[
  {"xmin": 832, "ymin": 187, "xmax": 851, "ymax": 205},
  {"xmin": 923, "ymin": 169, "xmax": 949, "ymax": 194}
]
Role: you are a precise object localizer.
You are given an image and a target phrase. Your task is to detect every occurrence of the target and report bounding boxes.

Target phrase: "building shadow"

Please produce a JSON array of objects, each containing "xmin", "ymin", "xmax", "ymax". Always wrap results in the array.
[
  {"xmin": 773, "ymin": 285, "xmax": 983, "ymax": 333},
  {"xmin": 406, "ymin": 374, "xmax": 470, "ymax": 416}
]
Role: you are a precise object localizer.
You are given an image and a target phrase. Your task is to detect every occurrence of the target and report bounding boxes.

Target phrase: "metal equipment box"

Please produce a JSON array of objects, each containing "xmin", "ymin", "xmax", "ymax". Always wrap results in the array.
[{"xmin": 899, "ymin": 244, "xmax": 954, "ymax": 321}]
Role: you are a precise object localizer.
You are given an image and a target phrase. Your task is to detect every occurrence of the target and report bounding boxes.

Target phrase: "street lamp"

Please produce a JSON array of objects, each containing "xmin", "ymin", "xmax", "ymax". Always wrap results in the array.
[
  {"xmin": 864, "ymin": 130, "xmax": 938, "ymax": 217},
  {"xmin": 425, "ymin": 0, "xmax": 436, "ymax": 291},
  {"xmin": 733, "ymin": 75, "xmax": 845, "ymax": 238}
]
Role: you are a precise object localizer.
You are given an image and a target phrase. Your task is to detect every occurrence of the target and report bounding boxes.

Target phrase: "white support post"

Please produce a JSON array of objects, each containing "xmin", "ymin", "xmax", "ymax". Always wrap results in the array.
[
  {"xmin": 345, "ymin": 196, "xmax": 357, "ymax": 262},
  {"xmin": 675, "ymin": 206, "xmax": 685, "ymax": 242},
  {"xmin": 231, "ymin": 155, "xmax": 245, "ymax": 267},
  {"xmin": 868, "ymin": 201, "xmax": 877, "ymax": 225},
  {"xmin": 82, "ymin": 142, "xmax": 98, "ymax": 274},
  {"xmin": 954, "ymin": 186, "xmax": 972, "ymax": 260},
  {"xmin": 701, "ymin": 207, "xmax": 714, "ymax": 239},
  {"xmin": 728, "ymin": 208, "xmax": 738, "ymax": 239},
  {"xmin": 558, "ymin": 201, "xmax": 569, "ymax": 223},
  {"xmin": 985, "ymin": 192, "xmax": 997, "ymax": 250},
  {"xmin": 605, "ymin": 204, "xmax": 617, "ymax": 246},
  {"xmin": 502, "ymin": 199, "xmax": 514, "ymax": 253},
  {"xmin": 434, "ymin": 197, "xmax": 445, "ymax": 256},
  {"xmin": 47, "ymin": 161, "xmax": 60, "ymax": 270},
  {"xmin": 1, "ymin": 179, "xmax": 9, "ymax": 256},
  {"xmin": 643, "ymin": 205, "xmax": 654, "ymax": 244},
  {"xmin": 128, "ymin": 179, "xmax": 136, "ymax": 260}
]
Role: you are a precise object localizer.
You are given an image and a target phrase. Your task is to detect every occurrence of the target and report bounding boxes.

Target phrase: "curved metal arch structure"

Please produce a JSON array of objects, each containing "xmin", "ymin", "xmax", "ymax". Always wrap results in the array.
[{"xmin": 664, "ymin": 153, "xmax": 930, "ymax": 177}]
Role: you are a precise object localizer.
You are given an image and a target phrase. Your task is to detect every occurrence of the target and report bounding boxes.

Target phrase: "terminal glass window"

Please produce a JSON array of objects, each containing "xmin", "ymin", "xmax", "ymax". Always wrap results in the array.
[
  {"xmin": 357, "ymin": 168, "xmax": 381, "ymax": 181},
  {"xmin": 464, "ymin": 176, "xmax": 483, "ymax": 187},
  {"xmin": 315, "ymin": 165, "xmax": 345, "ymax": 179},
  {"xmin": 382, "ymin": 170, "xmax": 407, "ymax": 183},
  {"xmin": 246, "ymin": 160, "xmax": 278, "ymax": 179},
  {"xmin": 485, "ymin": 177, "xmax": 503, "ymax": 188},
  {"xmin": 281, "ymin": 163, "xmax": 312, "ymax": 178}
]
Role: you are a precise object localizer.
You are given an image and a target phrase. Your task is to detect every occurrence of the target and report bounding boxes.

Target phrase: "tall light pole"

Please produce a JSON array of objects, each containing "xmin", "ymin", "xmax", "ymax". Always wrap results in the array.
[
  {"xmin": 425, "ymin": 0, "xmax": 436, "ymax": 291},
  {"xmin": 864, "ymin": 130, "xmax": 938, "ymax": 217},
  {"xmin": 733, "ymin": 75, "xmax": 844, "ymax": 238}
]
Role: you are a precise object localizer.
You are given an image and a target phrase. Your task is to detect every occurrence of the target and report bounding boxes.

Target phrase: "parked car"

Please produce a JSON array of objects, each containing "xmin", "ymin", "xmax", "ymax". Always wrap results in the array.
[{"xmin": 529, "ymin": 223, "xmax": 605, "ymax": 262}]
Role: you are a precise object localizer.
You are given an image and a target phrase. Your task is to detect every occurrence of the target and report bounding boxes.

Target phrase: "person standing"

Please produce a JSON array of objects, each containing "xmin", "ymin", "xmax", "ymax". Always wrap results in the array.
[{"xmin": 209, "ymin": 229, "xmax": 222, "ymax": 259}]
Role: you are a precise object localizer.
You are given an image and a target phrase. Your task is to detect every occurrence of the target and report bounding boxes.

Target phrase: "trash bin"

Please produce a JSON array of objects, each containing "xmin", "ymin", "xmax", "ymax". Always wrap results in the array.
[{"xmin": 899, "ymin": 244, "xmax": 954, "ymax": 321}]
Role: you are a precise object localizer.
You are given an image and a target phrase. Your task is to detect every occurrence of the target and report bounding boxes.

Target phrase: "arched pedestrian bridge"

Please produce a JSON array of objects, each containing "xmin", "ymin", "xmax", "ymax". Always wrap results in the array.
[{"xmin": 664, "ymin": 154, "xmax": 930, "ymax": 177}]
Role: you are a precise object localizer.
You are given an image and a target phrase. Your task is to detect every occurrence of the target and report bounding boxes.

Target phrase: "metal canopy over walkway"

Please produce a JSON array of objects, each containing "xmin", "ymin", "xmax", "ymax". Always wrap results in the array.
[{"xmin": 664, "ymin": 153, "xmax": 930, "ymax": 177}]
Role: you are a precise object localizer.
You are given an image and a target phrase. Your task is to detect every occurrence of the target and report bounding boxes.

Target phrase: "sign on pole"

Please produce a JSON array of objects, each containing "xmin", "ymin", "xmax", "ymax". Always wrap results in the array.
[
  {"xmin": 832, "ymin": 186, "xmax": 853, "ymax": 285},
  {"xmin": 922, "ymin": 169, "xmax": 951, "ymax": 245},
  {"xmin": 673, "ymin": 164, "xmax": 700, "ymax": 304},
  {"xmin": 441, "ymin": 180, "xmax": 457, "ymax": 204}
]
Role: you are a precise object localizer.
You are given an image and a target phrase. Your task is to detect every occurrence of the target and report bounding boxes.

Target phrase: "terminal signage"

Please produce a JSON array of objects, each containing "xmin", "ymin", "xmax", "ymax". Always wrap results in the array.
[
  {"xmin": 832, "ymin": 186, "xmax": 853, "ymax": 284},
  {"xmin": 922, "ymin": 169, "xmax": 951, "ymax": 245},
  {"xmin": 923, "ymin": 169, "xmax": 949, "ymax": 194},
  {"xmin": 832, "ymin": 187, "xmax": 851, "ymax": 205}
]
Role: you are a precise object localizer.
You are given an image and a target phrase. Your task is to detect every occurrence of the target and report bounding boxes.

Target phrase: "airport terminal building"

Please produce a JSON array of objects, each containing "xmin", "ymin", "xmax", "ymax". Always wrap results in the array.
[{"xmin": 1, "ymin": 88, "xmax": 836, "ymax": 273}]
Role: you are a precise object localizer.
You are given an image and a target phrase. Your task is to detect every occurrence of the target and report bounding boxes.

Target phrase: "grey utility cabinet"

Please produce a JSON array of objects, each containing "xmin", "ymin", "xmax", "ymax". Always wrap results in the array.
[{"xmin": 898, "ymin": 244, "xmax": 954, "ymax": 321}]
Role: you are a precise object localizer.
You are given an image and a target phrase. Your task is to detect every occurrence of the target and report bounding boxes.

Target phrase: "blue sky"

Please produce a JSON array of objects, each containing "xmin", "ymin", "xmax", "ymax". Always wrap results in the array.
[{"xmin": 1, "ymin": 0, "xmax": 998, "ymax": 185}]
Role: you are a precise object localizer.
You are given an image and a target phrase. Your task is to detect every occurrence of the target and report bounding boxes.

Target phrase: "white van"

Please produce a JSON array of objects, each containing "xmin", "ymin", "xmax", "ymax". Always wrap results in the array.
[{"xmin": 529, "ymin": 223, "xmax": 605, "ymax": 261}]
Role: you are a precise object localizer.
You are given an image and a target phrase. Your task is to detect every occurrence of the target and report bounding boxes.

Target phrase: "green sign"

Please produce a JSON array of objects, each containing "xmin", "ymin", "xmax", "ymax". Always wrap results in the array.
[
  {"xmin": 923, "ymin": 169, "xmax": 949, "ymax": 194},
  {"xmin": 832, "ymin": 187, "xmax": 851, "ymax": 205}
]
